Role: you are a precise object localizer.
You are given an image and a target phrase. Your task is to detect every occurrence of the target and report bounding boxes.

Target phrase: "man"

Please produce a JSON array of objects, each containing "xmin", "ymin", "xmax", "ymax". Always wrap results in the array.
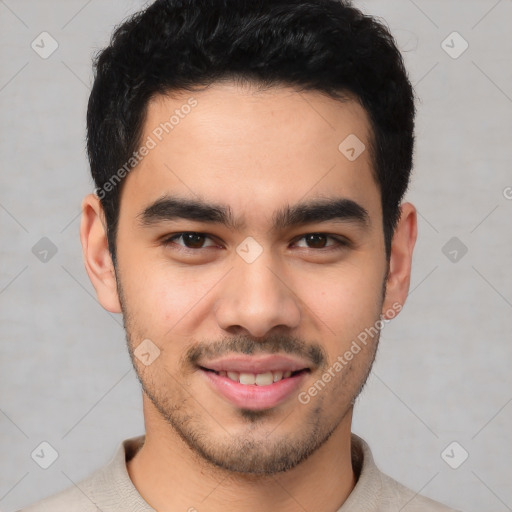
[{"xmin": 22, "ymin": 0, "xmax": 459, "ymax": 510}]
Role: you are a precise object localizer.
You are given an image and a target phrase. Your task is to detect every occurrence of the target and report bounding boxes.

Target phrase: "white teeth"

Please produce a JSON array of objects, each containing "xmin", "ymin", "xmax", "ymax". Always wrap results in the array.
[
  {"xmin": 227, "ymin": 371, "xmax": 239, "ymax": 382},
  {"xmin": 273, "ymin": 371, "xmax": 283, "ymax": 382},
  {"xmin": 239, "ymin": 373, "xmax": 256, "ymax": 385},
  {"xmin": 221, "ymin": 370, "xmax": 296, "ymax": 385},
  {"xmin": 255, "ymin": 372, "xmax": 274, "ymax": 386}
]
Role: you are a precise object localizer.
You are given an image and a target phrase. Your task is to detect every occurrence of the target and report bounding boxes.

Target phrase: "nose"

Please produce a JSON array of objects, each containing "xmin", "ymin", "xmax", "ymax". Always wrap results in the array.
[{"xmin": 214, "ymin": 252, "xmax": 301, "ymax": 339}]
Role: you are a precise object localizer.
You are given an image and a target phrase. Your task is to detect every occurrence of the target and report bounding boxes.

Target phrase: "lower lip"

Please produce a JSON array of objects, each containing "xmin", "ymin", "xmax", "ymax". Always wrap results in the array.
[{"xmin": 200, "ymin": 369, "xmax": 308, "ymax": 410}]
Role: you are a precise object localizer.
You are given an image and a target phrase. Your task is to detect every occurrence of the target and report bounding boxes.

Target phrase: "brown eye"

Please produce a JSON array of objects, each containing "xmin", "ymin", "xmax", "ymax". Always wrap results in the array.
[
  {"xmin": 163, "ymin": 232, "xmax": 217, "ymax": 249},
  {"xmin": 181, "ymin": 233, "xmax": 206, "ymax": 248},
  {"xmin": 294, "ymin": 233, "xmax": 348, "ymax": 250},
  {"xmin": 304, "ymin": 234, "xmax": 328, "ymax": 248}
]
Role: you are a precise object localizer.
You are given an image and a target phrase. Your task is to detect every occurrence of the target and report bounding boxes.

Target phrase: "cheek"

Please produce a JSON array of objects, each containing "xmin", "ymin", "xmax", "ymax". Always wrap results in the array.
[
  {"xmin": 296, "ymin": 263, "xmax": 384, "ymax": 332},
  {"xmin": 119, "ymin": 266, "xmax": 214, "ymax": 373},
  {"xmin": 121, "ymin": 257, "xmax": 224, "ymax": 336}
]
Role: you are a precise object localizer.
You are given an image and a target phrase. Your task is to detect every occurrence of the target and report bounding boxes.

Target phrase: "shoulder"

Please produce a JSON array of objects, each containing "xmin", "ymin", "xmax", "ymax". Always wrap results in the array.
[
  {"xmin": 345, "ymin": 434, "xmax": 461, "ymax": 512},
  {"xmin": 19, "ymin": 468, "xmax": 107, "ymax": 512},
  {"xmin": 18, "ymin": 436, "xmax": 148, "ymax": 512},
  {"xmin": 378, "ymin": 472, "xmax": 460, "ymax": 512}
]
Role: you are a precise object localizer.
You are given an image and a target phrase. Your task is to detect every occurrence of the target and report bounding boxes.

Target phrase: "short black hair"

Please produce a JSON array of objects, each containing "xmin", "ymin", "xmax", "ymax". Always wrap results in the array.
[{"xmin": 87, "ymin": 0, "xmax": 415, "ymax": 265}]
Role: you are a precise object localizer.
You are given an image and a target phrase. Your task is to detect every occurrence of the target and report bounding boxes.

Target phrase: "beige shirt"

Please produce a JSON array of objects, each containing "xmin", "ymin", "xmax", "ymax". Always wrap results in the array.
[{"xmin": 20, "ymin": 434, "xmax": 459, "ymax": 512}]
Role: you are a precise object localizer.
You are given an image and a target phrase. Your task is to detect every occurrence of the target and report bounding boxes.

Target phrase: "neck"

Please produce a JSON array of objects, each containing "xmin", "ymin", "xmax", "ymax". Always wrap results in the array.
[{"xmin": 127, "ymin": 398, "xmax": 356, "ymax": 512}]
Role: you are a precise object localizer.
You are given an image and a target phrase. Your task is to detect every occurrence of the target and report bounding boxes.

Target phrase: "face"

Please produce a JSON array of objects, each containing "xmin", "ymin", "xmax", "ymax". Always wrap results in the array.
[{"xmin": 82, "ymin": 82, "xmax": 415, "ymax": 475}]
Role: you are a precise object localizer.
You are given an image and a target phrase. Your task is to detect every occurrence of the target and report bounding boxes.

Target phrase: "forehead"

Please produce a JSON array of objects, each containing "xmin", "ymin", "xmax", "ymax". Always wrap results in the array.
[{"xmin": 120, "ymin": 82, "xmax": 381, "ymax": 226}]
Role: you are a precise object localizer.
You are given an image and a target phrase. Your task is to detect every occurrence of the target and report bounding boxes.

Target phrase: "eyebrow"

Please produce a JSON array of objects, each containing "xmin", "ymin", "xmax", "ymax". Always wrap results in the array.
[{"xmin": 137, "ymin": 195, "xmax": 370, "ymax": 232}]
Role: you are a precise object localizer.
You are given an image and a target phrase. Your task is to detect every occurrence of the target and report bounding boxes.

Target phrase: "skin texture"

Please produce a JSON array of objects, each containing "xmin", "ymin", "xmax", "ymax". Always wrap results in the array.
[{"xmin": 80, "ymin": 82, "xmax": 417, "ymax": 512}]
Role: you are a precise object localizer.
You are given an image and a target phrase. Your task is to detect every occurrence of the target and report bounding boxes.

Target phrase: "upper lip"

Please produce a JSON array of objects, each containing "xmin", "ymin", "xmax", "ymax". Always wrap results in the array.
[{"xmin": 198, "ymin": 354, "xmax": 312, "ymax": 374}]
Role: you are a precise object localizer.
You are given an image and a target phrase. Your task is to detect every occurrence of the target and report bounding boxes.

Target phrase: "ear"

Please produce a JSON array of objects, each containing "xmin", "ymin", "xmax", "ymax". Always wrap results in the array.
[
  {"xmin": 80, "ymin": 193, "xmax": 122, "ymax": 313},
  {"xmin": 381, "ymin": 202, "xmax": 417, "ymax": 318}
]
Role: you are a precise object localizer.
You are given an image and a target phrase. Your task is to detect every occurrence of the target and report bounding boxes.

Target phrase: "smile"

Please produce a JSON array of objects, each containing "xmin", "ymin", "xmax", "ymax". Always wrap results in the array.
[{"xmin": 197, "ymin": 355, "xmax": 312, "ymax": 410}]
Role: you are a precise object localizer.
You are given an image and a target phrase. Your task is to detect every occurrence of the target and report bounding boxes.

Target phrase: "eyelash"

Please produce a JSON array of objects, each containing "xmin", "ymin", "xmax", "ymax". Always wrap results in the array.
[{"xmin": 161, "ymin": 232, "xmax": 351, "ymax": 252}]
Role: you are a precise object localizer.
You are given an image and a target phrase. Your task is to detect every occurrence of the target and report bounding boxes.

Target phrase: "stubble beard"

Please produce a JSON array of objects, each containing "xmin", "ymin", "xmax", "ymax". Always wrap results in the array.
[{"xmin": 117, "ymin": 278, "xmax": 382, "ymax": 476}]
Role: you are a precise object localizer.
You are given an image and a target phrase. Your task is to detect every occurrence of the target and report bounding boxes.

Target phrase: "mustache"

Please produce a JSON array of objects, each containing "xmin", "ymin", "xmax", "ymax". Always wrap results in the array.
[{"xmin": 185, "ymin": 332, "xmax": 327, "ymax": 369}]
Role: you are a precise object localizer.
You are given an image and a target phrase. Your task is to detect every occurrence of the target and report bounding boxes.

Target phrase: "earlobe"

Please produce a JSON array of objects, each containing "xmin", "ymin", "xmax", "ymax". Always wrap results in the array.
[
  {"xmin": 80, "ymin": 193, "xmax": 122, "ymax": 313},
  {"xmin": 381, "ymin": 202, "xmax": 418, "ymax": 319}
]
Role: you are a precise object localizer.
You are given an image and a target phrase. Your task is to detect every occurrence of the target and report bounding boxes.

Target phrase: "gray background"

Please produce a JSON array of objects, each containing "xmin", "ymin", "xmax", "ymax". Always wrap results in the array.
[{"xmin": 1, "ymin": 1, "xmax": 511, "ymax": 511}]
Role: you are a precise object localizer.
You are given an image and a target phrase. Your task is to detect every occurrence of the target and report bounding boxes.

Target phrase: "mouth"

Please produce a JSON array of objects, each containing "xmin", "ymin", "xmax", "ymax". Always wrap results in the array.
[{"xmin": 197, "ymin": 355, "xmax": 312, "ymax": 410}]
